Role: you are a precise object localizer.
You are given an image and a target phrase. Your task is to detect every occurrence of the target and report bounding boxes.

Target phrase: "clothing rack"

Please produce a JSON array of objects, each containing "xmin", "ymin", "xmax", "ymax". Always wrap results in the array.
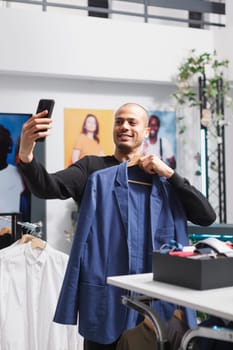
[
  {"xmin": 17, "ymin": 220, "xmax": 43, "ymax": 238},
  {"xmin": 0, "ymin": 214, "xmax": 43, "ymax": 249},
  {"xmin": 0, "ymin": 215, "xmax": 43, "ymax": 236},
  {"xmin": 0, "ymin": 222, "xmax": 83, "ymax": 349}
]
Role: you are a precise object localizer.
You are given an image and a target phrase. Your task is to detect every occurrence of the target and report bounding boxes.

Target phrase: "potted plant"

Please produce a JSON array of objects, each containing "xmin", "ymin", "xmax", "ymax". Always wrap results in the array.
[
  {"xmin": 173, "ymin": 50, "xmax": 232, "ymax": 222},
  {"xmin": 173, "ymin": 49, "xmax": 232, "ymax": 133}
]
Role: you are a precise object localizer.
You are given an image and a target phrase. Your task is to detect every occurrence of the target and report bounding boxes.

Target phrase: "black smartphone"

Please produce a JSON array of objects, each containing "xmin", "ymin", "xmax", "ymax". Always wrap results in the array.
[
  {"xmin": 36, "ymin": 99, "xmax": 55, "ymax": 141},
  {"xmin": 36, "ymin": 98, "xmax": 55, "ymax": 117}
]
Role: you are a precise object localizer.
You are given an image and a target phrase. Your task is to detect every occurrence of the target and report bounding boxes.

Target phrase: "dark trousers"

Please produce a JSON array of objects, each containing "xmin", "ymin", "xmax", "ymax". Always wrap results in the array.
[{"xmin": 84, "ymin": 339, "xmax": 119, "ymax": 350}]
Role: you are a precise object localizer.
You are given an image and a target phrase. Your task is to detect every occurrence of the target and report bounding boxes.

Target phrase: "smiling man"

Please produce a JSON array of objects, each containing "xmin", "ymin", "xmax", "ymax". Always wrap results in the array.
[
  {"xmin": 18, "ymin": 102, "xmax": 216, "ymax": 350},
  {"xmin": 113, "ymin": 103, "xmax": 149, "ymax": 157}
]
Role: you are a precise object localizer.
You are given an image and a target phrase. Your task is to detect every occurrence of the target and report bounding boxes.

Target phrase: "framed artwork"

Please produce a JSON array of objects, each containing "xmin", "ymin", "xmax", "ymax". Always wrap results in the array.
[
  {"xmin": 143, "ymin": 110, "xmax": 177, "ymax": 169},
  {"xmin": 0, "ymin": 113, "xmax": 31, "ymax": 219},
  {"xmin": 64, "ymin": 108, "xmax": 114, "ymax": 167},
  {"xmin": 62, "ymin": 108, "xmax": 114, "ymax": 243},
  {"xmin": 0, "ymin": 113, "xmax": 46, "ymax": 239}
]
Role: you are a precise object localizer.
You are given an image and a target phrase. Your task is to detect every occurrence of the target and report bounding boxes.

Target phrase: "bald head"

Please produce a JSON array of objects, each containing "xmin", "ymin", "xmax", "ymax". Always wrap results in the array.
[
  {"xmin": 115, "ymin": 103, "xmax": 149, "ymax": 128},
  {"xmin": 113, "ymin": 103, "xmax": 150, "ymax": 160}
]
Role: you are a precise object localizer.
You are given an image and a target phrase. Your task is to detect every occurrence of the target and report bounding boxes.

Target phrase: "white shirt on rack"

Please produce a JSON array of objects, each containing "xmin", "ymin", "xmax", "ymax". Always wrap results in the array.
[{"xmin": 0, "ymin": 241, "xmax": 83, "ymax": 350}]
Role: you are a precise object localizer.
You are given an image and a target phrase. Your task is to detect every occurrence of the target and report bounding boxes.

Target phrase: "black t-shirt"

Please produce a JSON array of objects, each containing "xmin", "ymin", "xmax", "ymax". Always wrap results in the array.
[
  {"xmin": 19, "ymin": 156, "xmax": 119, "ymax": 205},
  {"xmin": 18, "ymin": 155, "xmax": 216, "ymax": 226}
]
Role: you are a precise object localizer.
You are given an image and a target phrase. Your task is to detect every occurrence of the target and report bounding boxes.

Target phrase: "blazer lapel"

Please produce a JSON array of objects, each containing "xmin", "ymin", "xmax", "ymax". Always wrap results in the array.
[
  {"xmin": 113, "ymin": 162, "xmax": 166, "ymax": 252},
  {"xmin": 113, "ymin": 162, "xmax": 129, "ymax": 236},
  {"xmin": 150, "ymin": 175, "xmax": 163, "ymax": 249}
]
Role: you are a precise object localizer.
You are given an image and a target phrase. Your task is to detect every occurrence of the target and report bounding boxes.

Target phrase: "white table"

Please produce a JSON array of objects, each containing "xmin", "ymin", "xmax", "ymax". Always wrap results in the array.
[{"xmin": 107, "ymin": 273, "xmax": 233, "ymax": 349}]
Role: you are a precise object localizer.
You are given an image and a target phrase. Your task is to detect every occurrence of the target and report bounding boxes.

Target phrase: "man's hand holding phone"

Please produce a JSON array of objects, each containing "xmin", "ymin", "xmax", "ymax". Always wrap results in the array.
[
  {"xmin": 19, "ymin": 99, "xmax": 54, "ymax": 163},
  {"xmin": 35, "ymin": 99, "xmax": 55, "ymax": 141}
]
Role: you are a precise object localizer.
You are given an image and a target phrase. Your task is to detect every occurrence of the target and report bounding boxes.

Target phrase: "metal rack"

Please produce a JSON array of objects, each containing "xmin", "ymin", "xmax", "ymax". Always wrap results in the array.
[
  {"xmin": 122, "ymin": 295, "xmax": 233, "ymax": 350},
  {"xmin": 0, "ymin": 213, "xmax": 43, "ymax": 243},
  {"xmin": 0, "ymin": 0, "xmax": 225, "ymax": 28},
  {"xmin": 121, "ymin": 295, "xmax": 169, "ymax": 350},
  {"xmin": 199, "ymin": 76, "xmax": 227, "ymax": 223}
]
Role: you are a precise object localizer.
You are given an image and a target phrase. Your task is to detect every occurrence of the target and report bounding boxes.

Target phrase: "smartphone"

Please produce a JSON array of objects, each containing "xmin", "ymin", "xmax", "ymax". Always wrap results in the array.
[
  {"xmin": 36, "ymin": 99, "xmax": 55, "ymax": 141},
  {"xmin": 36, "ymin": 98, "xmax": 55, "ymax": 117}
]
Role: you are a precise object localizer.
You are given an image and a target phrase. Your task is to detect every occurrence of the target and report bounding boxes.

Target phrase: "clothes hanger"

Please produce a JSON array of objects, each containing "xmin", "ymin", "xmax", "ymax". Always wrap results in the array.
[
  {"xmin": 128, "ymin": 179, "xmax": 152, "ymax": 186},
  {"xmin": 127, "ymin": 155, "xmax": 152, "ymax": 186},
  {"xmin": 143, "ymin": 317, "xmax": 155, "ymax": 331},
  {"xmin": 30, "ymin": 237, "xmax": 46, "ymax": 250},
  {"xmin": 127, "ymin": 155, "xmax": 141, "ymax": 167},
  {"xmin": 19, "ymin": 234, "xmax": 46, "ymax": 250}
]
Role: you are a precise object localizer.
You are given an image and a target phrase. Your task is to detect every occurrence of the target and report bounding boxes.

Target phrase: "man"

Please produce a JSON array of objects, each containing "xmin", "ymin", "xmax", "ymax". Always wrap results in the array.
[
  {"xmin": 18, "ymin": 103, "xmax": 216, "ymax": 350},
  {"xmin": 143, "ymin": 114, "xmax": 176, "ymax": 169}
]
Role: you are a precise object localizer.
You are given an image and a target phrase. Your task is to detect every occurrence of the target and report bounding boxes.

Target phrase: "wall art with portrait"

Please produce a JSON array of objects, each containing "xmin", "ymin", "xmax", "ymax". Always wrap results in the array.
[
  {"xmin": 63, "ymin": 107, "xmax": 114, "ymax": 243},
  {"xmin": 142, "ymin": 110, "xmax": 176, "ymax": 170},
  {"xmin": 0, "ymin": 113, "xmax": 46, "ymax": 243},
  {"xmin": 64, "ymin": 108, "xmax": 114, "ymax": 168}
]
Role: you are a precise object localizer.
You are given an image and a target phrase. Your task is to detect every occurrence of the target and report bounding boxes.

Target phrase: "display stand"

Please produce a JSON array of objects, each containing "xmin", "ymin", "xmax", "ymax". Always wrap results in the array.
[
  {"xmin": 199, "ymin": 76, "xmax": 227, "ymax": 223},
  {"xmin": 107, "ymin": 273, "xmax": 233, "ymax": 350}
]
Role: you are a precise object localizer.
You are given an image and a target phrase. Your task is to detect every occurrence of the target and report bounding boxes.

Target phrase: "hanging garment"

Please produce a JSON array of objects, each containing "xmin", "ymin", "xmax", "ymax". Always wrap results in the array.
[
  {"xmin": 116, "ymin": 322, "xmax": 157, "ymax": 350},
  {"xmin": 0, "ymin": 240, "xmax": 83, "ymax": 350},
  {"xmin": 54, "ymin": 161, "xmax": 196, "ymax": 344},
  {"xmin": 165, "ymin": 309, "xmax": 189, "ymax": 350},
  {"xmin": 116, "ymin": 310, "xmax": 188, "ymax": 350}
]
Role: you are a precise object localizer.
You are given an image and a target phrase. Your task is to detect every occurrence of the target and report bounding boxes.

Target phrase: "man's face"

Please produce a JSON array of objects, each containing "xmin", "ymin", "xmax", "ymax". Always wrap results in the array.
[{"xmin": 113, "ymin": 104, "xmax": 149, "ymax": 153}]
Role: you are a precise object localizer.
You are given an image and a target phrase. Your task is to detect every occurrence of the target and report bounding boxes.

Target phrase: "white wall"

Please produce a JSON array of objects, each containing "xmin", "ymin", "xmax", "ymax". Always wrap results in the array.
[
  {"xmin": 0, "ymin": 8, "xmax": 215, "ymax": 82},
  {"xmin": 0, "ymin": 8, "xmax": 232, "ymax": 251}
]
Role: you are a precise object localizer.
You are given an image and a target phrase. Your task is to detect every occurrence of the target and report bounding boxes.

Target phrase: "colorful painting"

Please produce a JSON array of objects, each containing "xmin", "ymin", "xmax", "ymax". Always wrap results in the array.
[
  {"xmin": 142, "ymin": 110, "xmax": 176, "ymax": 169},
  {"xmin": 64, "ymin": 108, "xmax": 114, "ymax": 168},
  {"xmin": 0, "ymin": 113, "xmax": 31, "ymax": 222}
]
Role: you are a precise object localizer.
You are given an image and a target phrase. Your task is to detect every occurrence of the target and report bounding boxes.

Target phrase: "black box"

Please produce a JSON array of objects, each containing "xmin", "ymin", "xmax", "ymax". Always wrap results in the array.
[{"xmin": 153, "ymin": 251, "xmax": 233, "ymax": 290}]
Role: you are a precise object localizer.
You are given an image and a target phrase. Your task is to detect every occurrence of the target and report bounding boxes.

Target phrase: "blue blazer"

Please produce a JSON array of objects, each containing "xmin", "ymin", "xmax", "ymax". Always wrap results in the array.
[{"xmin": 54, "ymin": 162, "xmax": 196, "ymax": 343}]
